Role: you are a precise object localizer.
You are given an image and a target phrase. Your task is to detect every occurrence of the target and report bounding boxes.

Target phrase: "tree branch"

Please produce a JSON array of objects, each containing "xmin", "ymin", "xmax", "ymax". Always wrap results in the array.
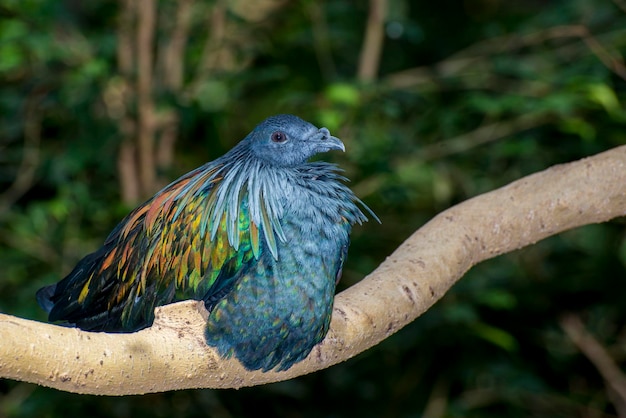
[
  {"xmin": 307, "ymin": 2, "xmax": 337, "ymax": 80},
  {"xmin": 560, "ymin": 314, "xmax": 626, "ymax": 416},
  {"xmin": 155, "ymin": 0, "xmax": 194, "ymax": 189},
  {"xmin": 357, "ymin": 0, "xmax": 387, "ymax": 82},
  {"xmin": 0, "ymin": 92, "xmax": 43, "ymax": 216},
  {"xmin": 1, "ymin": 145, "xmax": 625, "ymax": 395},
  {"xmin": 161, "ymin": 0, "xmax": 194, "ymax": 90},
  {"xmin": 416, "ymin": 112, "xmax": 552, "ymax": 161},
  {"xmin": 136, "ymin": 0, "xmax": 157, "ymax": 198},
  {"xmin": 115, "ymin": 0, "xmax": 140, "ymax": 205},
  {"xmin": 385, "ymin": 25, "xmax": 626, "ymax": 89}
]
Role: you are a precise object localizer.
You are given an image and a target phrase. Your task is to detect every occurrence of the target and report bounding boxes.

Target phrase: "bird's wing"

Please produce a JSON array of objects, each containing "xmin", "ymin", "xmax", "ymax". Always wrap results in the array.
[{"xmin": 48, "ymin": 163, "xmax": 265, "ymax": 331}]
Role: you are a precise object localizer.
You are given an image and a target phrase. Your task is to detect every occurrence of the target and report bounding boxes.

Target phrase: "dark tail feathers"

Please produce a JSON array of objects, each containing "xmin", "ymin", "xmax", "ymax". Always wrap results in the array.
[{"xmin": 36, "ymin": 284, "xmax": 57, "ymax": 314}]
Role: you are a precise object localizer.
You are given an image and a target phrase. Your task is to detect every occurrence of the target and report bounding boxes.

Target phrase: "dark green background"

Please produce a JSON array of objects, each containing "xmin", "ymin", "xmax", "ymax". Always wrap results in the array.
[{"xmin": 1, "ymin": 0, "xmax": 626, "ymax": 416}]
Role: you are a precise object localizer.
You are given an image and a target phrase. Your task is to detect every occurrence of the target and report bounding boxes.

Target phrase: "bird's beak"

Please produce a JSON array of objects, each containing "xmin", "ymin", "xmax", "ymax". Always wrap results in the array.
[{"xmin": 311, "ymin": 127, "xmax": 346, "ymax": 152}]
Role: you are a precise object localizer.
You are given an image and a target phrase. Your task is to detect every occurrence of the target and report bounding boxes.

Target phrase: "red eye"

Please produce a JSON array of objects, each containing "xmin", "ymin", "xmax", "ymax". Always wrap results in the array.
[{"xmin": 271, "ymin": 131, "xmax": 288, "ymax": 143}]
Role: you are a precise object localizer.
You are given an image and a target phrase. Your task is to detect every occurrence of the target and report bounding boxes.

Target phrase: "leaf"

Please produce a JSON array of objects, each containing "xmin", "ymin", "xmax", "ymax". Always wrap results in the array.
[
  {"xmin": 476, "ymin": 289, "xmax": 517, "ymax": 310},
  {"xmin": 587, "ymin": 83, "xmax": 621, "ymax": 118},
  {"xmin": 471, "ymin": 322, "xmax": 518, "ymax": 352},
  {"xmin": 325, "ymin": 83, "xmax": 361, "ymax": 107}
]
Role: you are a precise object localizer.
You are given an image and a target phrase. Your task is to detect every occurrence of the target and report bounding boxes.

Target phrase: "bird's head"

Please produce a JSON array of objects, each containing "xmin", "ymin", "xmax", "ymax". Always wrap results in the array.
[{"xmin": 246, "ymin": 114, "xmax": 345, "ymax": 167}]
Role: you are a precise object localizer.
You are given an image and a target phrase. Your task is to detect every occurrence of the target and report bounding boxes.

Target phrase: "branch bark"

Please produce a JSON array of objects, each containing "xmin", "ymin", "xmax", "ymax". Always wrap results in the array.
[{"xmin": 1, "ymin": 145, "xmax": 625, "ymax": 395}]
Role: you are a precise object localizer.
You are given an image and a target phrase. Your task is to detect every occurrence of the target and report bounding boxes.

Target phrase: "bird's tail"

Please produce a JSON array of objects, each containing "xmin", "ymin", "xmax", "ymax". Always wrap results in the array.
[{"xmin": 36, "ymin": 284, "xmax": 57, "ymax": 314}]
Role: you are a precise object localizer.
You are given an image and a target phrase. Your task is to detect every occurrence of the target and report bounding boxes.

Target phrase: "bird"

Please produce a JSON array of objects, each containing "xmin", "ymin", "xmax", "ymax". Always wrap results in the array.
[{"xmin": 36, "ymin": 114, "xmax": 377, "ymax": 372}]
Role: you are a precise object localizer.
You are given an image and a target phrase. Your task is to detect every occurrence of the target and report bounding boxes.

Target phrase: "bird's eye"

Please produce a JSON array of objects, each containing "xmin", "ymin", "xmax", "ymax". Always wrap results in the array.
[{"xmin": 271, "ymin": 131, "xmax": 288, "ymax": 143}]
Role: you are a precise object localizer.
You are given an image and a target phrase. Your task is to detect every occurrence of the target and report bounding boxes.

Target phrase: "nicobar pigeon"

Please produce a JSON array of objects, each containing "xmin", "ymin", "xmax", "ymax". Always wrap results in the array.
[{"xmin": 36, "ymin": 114, "xmax": 378, "ymax": 372}]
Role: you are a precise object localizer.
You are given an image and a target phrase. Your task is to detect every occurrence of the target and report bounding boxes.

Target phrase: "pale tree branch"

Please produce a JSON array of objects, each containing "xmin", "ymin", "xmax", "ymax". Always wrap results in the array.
[{"xmin": 1, "ymin": 145, "xmax": 625, "ymax": 395}]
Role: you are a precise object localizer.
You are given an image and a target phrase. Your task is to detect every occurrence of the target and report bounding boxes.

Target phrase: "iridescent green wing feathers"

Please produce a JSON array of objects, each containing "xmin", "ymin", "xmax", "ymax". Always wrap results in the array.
[{"xmin": 47, "ymin": 163, "xmax": 268, "ymax": 331}]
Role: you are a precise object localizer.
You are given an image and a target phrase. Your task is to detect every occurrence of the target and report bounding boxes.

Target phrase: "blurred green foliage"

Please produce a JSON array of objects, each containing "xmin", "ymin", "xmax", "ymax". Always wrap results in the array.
[{"xmin": 1, "ymin": 0, "xmax": 626, "ymax": 416}]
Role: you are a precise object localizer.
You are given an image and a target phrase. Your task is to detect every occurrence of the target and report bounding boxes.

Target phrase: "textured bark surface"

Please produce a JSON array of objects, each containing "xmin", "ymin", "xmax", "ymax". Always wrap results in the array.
[{"xmin": 1, "ymin": 145, "xmax": 624, "ymax": 395}]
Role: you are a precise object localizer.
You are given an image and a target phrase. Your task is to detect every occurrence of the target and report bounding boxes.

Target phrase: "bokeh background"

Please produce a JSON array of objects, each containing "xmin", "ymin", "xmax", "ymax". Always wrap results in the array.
[{"xmin": 1, "ymin": 0, "xmax": 626, "ymax": 416}]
